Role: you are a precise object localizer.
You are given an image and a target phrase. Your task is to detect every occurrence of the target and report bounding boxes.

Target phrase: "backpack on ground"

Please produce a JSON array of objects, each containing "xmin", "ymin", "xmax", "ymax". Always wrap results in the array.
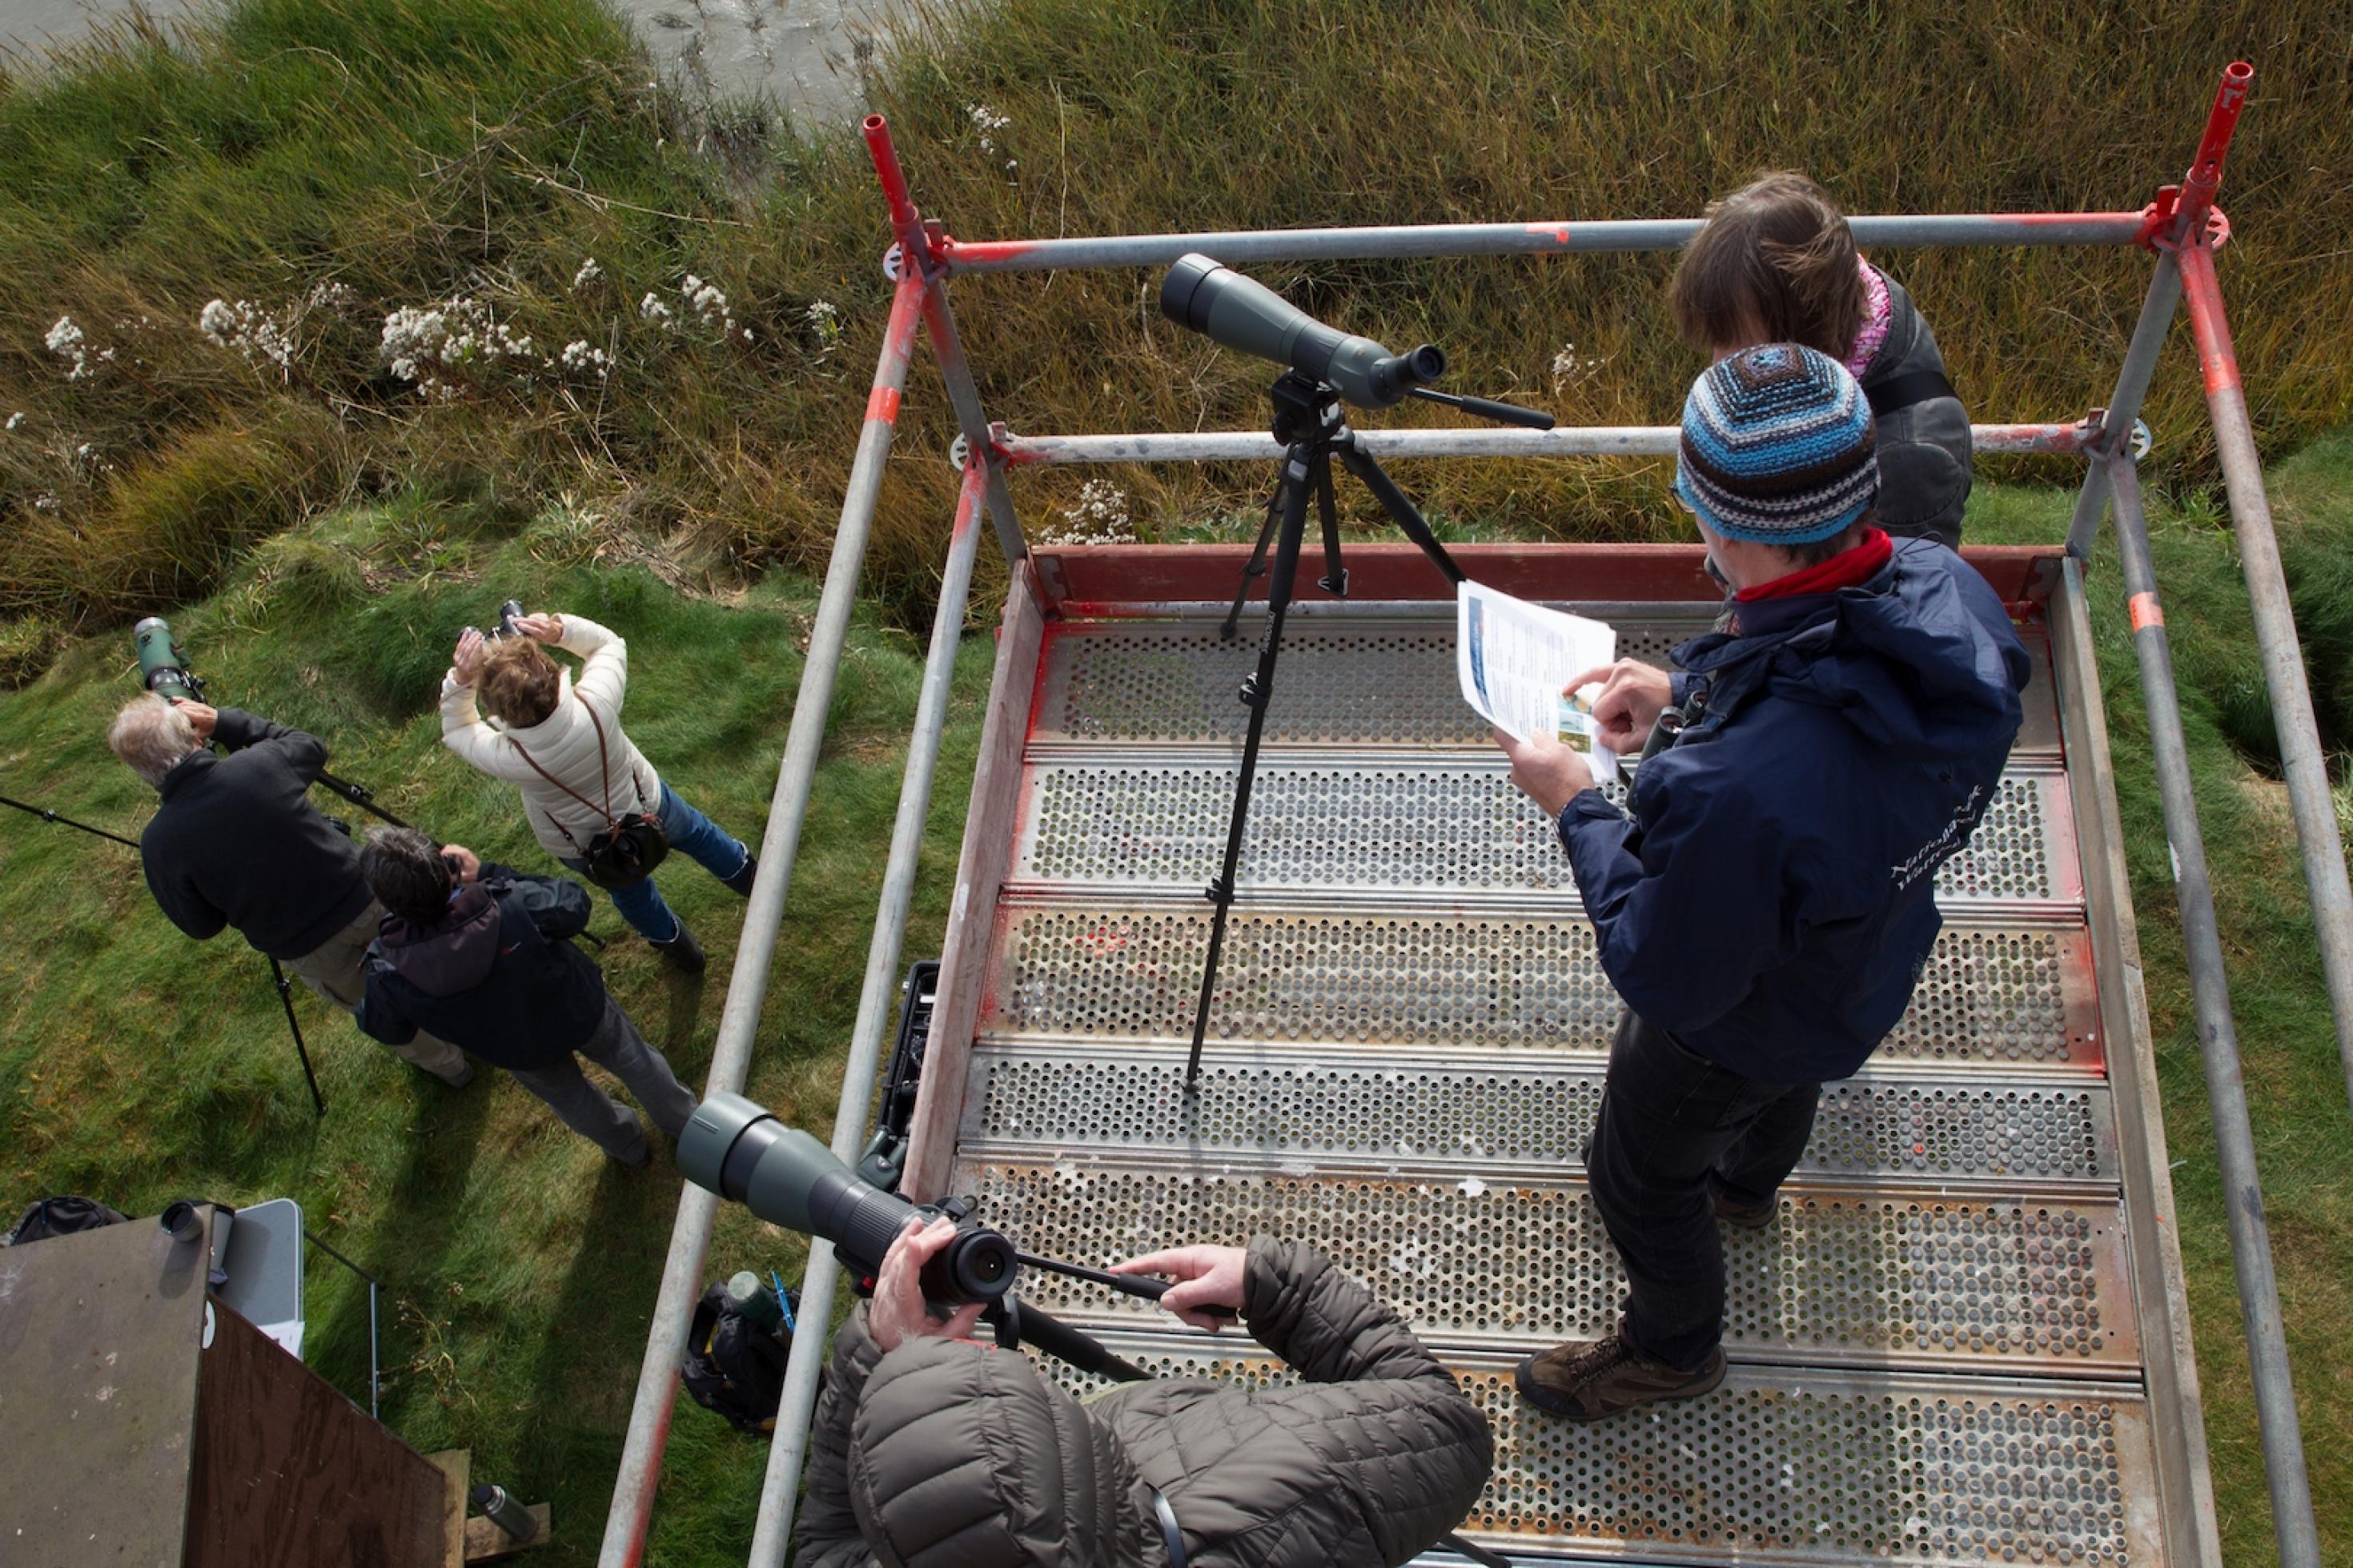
[
  {"xmin": 681, "ymin": 1282, "xmax": 793, "ymax": 1437},
  {"xmin": 5, "ymin": 1195, "xmax": 129, "ymax": 1246}
]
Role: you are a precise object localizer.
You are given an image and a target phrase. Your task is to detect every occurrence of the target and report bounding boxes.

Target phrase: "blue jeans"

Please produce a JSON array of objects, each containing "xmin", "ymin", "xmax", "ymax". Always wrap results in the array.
[{"xmin": 563, "ymin": 782, "xmax": 749, "ymax": 944}]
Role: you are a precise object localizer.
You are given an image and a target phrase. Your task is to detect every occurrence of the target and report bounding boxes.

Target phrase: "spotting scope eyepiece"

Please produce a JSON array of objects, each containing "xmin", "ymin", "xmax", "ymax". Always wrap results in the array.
[
  {"xmin": 1161, "ymin": 253, "xmax": 1445, "ymax": 409},
  {"xmin": 678, "ymin": 1091, "xmax": 1017, "ymax": 1304}
]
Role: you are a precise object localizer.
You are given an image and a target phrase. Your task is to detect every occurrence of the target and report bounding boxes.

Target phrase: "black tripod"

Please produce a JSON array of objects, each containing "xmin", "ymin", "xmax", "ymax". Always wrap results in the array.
[{"xmin": 1187, "ymin": 371, "xmax": 1517, "ymax": 1089}]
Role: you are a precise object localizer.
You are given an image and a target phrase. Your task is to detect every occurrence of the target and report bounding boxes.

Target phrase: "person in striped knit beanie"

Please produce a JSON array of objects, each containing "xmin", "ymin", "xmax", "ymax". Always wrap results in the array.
[{"xmin": 1492, "ymin": 343, "xmax": 2030, "ymax": 1421}]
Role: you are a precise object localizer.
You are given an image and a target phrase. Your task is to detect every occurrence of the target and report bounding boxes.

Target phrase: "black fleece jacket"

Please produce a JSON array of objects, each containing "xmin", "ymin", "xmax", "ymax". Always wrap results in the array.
[
  {"xmin": 139, "ymin": 708, "xmax": 373, "ymax": 961},
  {"xmin": 356, "ymin": 868, "xmax": 606, "ymax": 1069}
]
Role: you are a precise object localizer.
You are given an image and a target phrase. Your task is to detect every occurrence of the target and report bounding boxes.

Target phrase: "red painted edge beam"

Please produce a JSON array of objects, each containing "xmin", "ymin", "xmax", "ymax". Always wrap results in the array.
[{"xmin": 1034, "ymin": 542, "xmax": 2058, "ymax": 611}]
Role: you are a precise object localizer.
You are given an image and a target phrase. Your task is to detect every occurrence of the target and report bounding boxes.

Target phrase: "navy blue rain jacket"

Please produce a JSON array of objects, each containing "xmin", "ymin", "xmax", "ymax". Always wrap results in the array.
[
  {"xmin": 1557, "ymin": 538, "xmax": 2030, "ymax": 1084},
  {"xmin": 356, "ymin": 866, "xmax": 606, "ymax": 1070}
]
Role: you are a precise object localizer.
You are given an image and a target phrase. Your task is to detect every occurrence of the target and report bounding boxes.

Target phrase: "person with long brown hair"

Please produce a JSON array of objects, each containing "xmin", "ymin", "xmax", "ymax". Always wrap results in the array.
[{"xmin": 1668, "ymin": 171, "xmax": 1974, "ymax": 546}]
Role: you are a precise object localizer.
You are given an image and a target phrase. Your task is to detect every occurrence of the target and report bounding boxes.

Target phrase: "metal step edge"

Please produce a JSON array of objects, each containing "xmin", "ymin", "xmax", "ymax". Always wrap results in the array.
[
  {"xmin": 954, "ymin": 1155, "xmax": 2142, "ymax": 1374},
  {"xmin": 1027, "ymin": 1333, "xmax": 2162, "ymax": 1568},
  {"xmin": 994, "ymin": 880, "xmax": 2090, "ymax": 927},
  {"xmin": 1020, "ymin": 744, "xmax": 2073, "ymax": 776},
  {"xmin": 970, "ymin": 1029, "xmax": 2110, "ymax": 1082}
]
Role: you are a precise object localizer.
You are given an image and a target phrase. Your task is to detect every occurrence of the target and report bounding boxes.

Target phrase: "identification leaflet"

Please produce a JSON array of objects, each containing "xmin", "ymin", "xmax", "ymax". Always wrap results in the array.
[{"xmin": 1456, "ymin": 579, "xmax": 1620, "ymax": 784}]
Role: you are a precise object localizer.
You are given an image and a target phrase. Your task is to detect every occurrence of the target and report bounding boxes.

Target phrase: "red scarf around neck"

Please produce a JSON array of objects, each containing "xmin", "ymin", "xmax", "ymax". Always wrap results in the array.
[{"xmin": 1733, "ymin": 527, "xmax": 1893, "ymax": 603}]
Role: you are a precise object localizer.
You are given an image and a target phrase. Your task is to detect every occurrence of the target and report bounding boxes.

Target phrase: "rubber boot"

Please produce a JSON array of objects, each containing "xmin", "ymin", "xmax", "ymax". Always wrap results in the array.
[
  {"xmin": 723, "ymin": 854, "xmax": 759, "ymax": 898},
  {"xmin": 653, "ymin": 921, "xmax": 706, "ymax": 975}
]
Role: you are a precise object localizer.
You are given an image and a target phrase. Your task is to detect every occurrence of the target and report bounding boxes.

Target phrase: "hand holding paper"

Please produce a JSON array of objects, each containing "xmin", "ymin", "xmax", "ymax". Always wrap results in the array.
[{"xmin": 1457, "ymin": 580, "xmax": 1620, "ymax": 785}]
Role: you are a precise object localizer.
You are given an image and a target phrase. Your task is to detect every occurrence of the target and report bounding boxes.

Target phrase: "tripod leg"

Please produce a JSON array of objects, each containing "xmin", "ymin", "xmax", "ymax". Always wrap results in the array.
[
  {"xmin": 1220, "ymin": 482, "xmax": 1288, "ymax": 640},
  {"xmin": 1190, "ymin": 449, "xmax": 1315, "ymax": 1092},
  {"xmin": 1334, "ymin": 443, "xmax": 1467, "ymax": 588},
  {"xmin": 1314, "ymin": 459, "xmax": 1347, "ymax": 598},
  {"xmin": 314, "ymin": 771, "xmax": 411, "ymax": 831},
  {"xmin": 271, "ymin": 956, "xmax": 327, "ymax": 1117},
  {"xmin": 983, "ymin": 1296, "xmax": 1153, "ymax": 1383}
]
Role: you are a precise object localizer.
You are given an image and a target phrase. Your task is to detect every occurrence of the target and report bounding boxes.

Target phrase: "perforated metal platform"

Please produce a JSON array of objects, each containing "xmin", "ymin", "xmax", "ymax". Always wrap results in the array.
[{"xmin": 918, "ymin": 574, "xmax": 2206, "ymax": 1565}]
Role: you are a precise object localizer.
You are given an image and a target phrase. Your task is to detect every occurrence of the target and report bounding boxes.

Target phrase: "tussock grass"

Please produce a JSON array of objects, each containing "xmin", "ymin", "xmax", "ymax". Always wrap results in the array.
[{"xmin": 2, "ymin": 0, "xmax": 2350, "ymax": 653}]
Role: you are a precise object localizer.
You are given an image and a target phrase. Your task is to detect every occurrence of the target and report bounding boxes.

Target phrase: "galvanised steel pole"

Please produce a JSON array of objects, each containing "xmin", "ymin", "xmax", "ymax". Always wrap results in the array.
[
  {"xmin": 2106, "ymin": 452, "xmax": 2321, "ymax": 1568},
  {"xmin": 597, "ymin": 267, "xmax": 927, "ymax": 1568},
  {"xmin": 2067, "ymin": 62, "xmax": 2251, "ymax": 561},
  {"xmin": 996, "ymin": 421, "xmax": 2094, "ymax": 466},
  {"xmin": 745, "ymin": 461, "xmax": 991, "ymax": 1568},
  {"xmin": 2063, "ymin": 252, "xmax": 2182, "ymax": 560},
  {"xmin": 2176, "ymin": 234, "xmax": 2353, "ymax": 1113},
  {"xmin": 937, "ymin": 211, "xmax": 2146, "ymax": 273},
  {"xmin": 865, "ymin": 116, "xmax": 1028, "ymax": 568}
]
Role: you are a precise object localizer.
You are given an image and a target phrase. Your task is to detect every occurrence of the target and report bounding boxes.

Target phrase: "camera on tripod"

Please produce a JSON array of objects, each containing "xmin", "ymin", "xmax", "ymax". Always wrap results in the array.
[{"xmin": 464, "ymin": 599, "xmax": 528, "ymax": 644}]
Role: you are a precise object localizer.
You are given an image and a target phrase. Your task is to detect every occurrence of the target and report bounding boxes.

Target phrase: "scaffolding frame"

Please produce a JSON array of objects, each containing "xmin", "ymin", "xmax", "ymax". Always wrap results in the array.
[{"xmin": 599, "ymin": 60, "xmax": 2333, "ymax": 1568}]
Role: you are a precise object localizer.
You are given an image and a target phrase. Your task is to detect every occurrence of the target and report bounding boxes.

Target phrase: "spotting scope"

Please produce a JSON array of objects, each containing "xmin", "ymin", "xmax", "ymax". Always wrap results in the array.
[
  {"xmin": 678, "ymin": 1091, "xmax": 1018, "ymax": 1305},
  {"xmin": 1160, "ymin": 253, "xmax": 1445, "ymax": 409},
  {"xmin": 133, "ymin": 617, "xmax": 205, "ymax": 705}
]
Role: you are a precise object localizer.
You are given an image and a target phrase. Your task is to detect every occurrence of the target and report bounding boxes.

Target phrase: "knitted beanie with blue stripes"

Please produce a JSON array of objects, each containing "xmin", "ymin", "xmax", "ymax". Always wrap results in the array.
[{"xmin": 1674, "ymin": 344, "xmax": 1879, "ymax": 545}]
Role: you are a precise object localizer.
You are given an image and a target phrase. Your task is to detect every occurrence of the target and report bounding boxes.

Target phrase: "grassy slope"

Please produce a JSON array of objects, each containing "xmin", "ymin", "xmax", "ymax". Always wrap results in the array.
[{"xmin": 0, "ymin": 506, "xmax": 993, "ymax": 1565}]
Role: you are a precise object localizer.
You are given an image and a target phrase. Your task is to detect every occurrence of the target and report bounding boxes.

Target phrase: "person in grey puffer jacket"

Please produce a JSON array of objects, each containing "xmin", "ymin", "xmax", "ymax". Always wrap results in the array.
[{"xmin": 798, "ymin": 1218, "xmax": 1494, "ymax": 1567}]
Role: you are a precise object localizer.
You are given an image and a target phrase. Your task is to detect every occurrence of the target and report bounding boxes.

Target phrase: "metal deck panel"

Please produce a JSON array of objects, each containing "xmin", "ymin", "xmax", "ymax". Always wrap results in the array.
[
  {"xmin": 981, "ymin": 903, "xmax": 2105, "ymax": 1071},
  {"xmin": 957, "ymin": 1044, "xmax": 2121, "ymax": 1188},
  {"xmin": 1010, "ymin": 756, "xmax": 2083, "ymax": 918},
  {"xmin": 1032, "ymin": 1337, "xmax": 2162, "ymax": 1568},
  {"xmin": 1033, "ymin": 617, "xmax": 2062, "ymax": 756},
  {"xmin": 958, "ymin": 1155, "xmax": 2138, "ymax": 1374}
]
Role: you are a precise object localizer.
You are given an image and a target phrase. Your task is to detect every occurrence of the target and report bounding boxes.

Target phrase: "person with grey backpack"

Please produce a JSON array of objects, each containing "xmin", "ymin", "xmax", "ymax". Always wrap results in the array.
[{"xmin": 440, "ymin": 611, "xmax": 757, "ymax": 974}]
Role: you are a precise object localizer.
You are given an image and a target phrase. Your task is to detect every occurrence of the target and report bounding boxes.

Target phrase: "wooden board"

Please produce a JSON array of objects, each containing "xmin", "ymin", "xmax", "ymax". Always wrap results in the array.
[
  {"xmin": 184, "ymin": 1302, "xmax": 448, "ymax": 1568},
  {"xmin": 0, "ymin": 1209, "xmax": 214, "ymax": 1563},
  {"xmin": 464, "ymin": 1503, "xmax": 552, "ymax": 1559}
]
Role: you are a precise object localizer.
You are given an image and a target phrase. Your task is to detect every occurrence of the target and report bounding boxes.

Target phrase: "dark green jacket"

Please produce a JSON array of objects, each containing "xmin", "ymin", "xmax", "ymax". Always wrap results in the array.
[{"xmin": 799, "ymin": 1237, "xmax": 1494, "ymax": 1567}]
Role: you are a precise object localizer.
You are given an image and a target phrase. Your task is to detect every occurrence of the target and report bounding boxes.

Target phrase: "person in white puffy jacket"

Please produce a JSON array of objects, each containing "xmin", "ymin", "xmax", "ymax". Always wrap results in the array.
[{"xmin": 441, "ymin": 612, "xmax": 757, "ymax": 973}]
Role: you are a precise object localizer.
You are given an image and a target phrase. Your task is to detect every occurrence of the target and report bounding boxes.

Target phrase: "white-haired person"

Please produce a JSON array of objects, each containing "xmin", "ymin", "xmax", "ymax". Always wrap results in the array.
[
  {"xmin": 440, "ymin": 612, "xmax": 757, "ymax": 974},
  {"xmin": 106, "ymin": 693, "xmax": 473, "ymax": 1087}
]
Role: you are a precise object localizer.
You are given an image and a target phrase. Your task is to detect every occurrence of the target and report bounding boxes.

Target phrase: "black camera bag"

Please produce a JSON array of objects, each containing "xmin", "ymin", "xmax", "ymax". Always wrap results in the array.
[{"xmin": 682, "ymin": 1284, "xmax": 792, "ymax": 1437}]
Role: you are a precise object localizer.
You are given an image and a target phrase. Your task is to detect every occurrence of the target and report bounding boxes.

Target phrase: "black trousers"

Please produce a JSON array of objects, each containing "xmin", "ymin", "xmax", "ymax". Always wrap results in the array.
[{"xmin": 1585, "ymin": 1009, "xmax": 1822, "ymax": 1372}]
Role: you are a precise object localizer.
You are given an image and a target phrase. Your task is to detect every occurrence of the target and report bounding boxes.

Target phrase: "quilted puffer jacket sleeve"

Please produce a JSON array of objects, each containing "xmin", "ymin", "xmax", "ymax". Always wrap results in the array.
[
  {"xmin": 1243, "ymin": 1236, "xmax": 1452, "ymax": 1389},
  {"xmin": 1232, "ymin": 1237, "xmax": 1496, "ymax": 1566},
  {"xmin": 797, "ymin": 1305, "xmax": 888, "ymax": 1568}
]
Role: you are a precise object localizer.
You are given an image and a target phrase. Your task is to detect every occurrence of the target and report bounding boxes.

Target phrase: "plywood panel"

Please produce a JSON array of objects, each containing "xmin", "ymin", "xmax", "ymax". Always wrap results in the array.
[{"xmin": 185, "ymin": 1304, "xmax": 447, "ymax": 1568}]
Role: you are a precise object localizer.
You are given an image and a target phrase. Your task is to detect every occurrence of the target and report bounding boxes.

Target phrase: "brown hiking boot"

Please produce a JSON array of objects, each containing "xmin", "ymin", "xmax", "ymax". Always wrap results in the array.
[{"xmin": 1516, "ymin": 1333, "xmax": 1727, "ymax": 1421}]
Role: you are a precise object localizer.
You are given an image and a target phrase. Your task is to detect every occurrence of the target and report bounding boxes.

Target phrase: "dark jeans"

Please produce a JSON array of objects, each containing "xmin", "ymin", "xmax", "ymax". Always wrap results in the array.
[
  {"xmin": 1587, "ymin": 1009, "xmax": 1821, "ymax": 1371},
  {"xmin": 560, "ymin": 781, "xmax": 749, "ymax": 945}
]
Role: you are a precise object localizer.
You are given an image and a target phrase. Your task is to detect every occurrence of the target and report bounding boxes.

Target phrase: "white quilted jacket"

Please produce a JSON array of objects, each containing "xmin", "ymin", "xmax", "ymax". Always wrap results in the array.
[{"xmin": 440, "ymin": 615, "xmax": 662, "ymax": 860}]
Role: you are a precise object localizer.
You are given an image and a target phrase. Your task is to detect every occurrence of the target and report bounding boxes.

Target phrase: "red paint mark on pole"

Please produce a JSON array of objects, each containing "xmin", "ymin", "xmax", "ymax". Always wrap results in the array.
[
  {"xmin": 1524, "ymin": 221, "xmax": 1573, "ymax": 247},
  {"xmin": 865, "ymin": 385, "xmax": 902, "ymax": 425},
  {"xmin": 2129, "ymin": 592, "xmax": 2165, "ymax": 632},
  {"xmin": 940, "ymin": 238, "xmax": 1042, "ymax": 269},
  {"xmin": 2174, "ymin": 62, "xmax": 2254, "ymax": 239},
  {"xmin": 2177, "ymin": 240, "xmax": 2244, "ymax": 397}
]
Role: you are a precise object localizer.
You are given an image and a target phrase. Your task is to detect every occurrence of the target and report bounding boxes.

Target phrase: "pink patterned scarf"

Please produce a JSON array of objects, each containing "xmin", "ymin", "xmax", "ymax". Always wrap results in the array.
[{"xmin": 1846, "ymin": 258, "xmax": 1891, "ymax": 379}]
